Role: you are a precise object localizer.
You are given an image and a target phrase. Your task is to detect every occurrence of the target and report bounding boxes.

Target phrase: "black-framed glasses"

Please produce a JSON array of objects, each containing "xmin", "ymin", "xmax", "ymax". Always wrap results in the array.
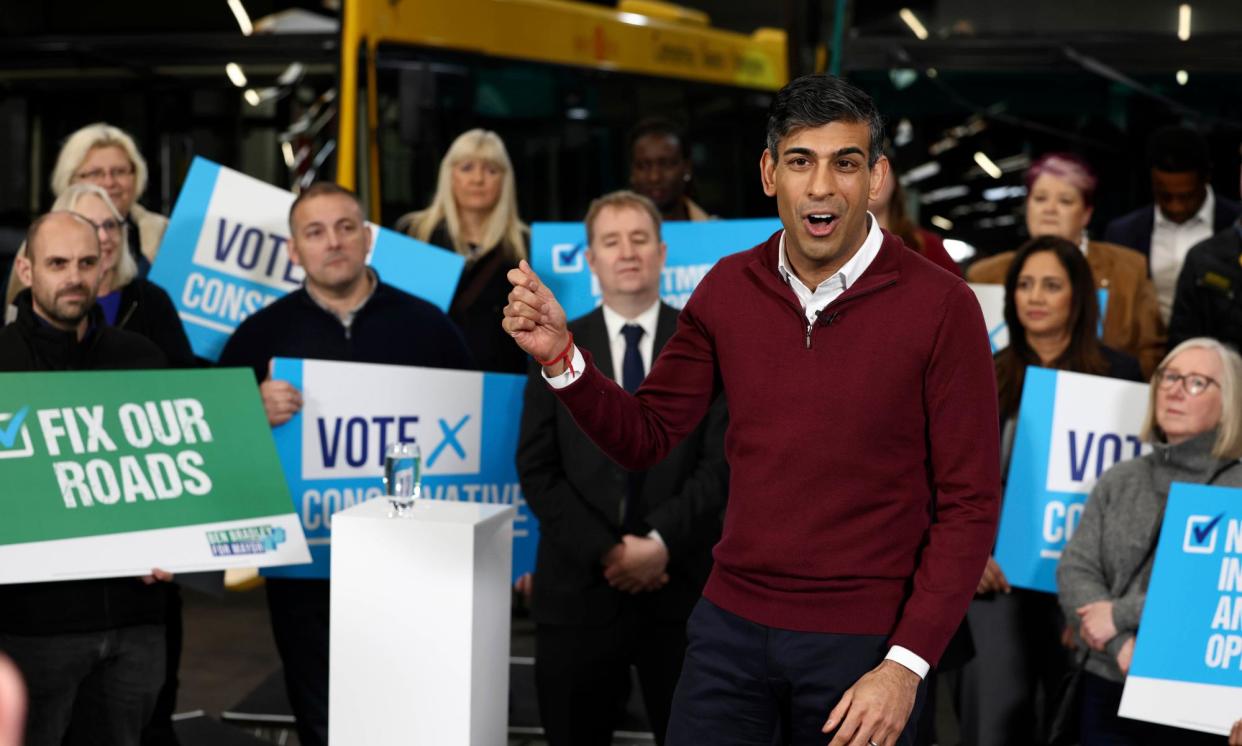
[
  {"xmin": 77, "ymin": 215, "xmax": 124, "ymax": 236},
  {"xmin": 1156, "ymin": 369, "xmax": 1220, "ymax": 397}
]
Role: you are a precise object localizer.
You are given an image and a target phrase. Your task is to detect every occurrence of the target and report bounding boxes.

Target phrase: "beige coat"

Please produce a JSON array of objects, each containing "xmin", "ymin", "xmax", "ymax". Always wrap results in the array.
[
  {"xmin": 130, "ymin": 203, "xmax": 169, "ymax": 265},
  {"xmin": 966, "ymin": 240, "xmax": 1166, "ymax": 377}
]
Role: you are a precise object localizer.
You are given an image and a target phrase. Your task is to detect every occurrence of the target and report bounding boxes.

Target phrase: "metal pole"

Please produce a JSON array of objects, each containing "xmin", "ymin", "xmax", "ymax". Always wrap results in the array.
[{"xmin": 829, "ymin": 0, "xmax": 848, "ymax": 76}]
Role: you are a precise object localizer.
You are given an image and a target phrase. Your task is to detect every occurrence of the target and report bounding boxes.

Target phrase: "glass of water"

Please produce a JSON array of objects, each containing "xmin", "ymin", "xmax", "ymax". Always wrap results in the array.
[{"xmin": 383, "ymin": 441, "xmax": 421, "ymax": 517}]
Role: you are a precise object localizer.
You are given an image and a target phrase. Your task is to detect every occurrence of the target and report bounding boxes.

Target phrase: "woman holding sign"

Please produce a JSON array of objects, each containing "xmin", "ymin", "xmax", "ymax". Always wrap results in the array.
[
  {"xmin": 966, "ymin": 152, "xmax": 1165, "ymax": 377},
  {"xmin": 397, "ymin": 128, "xmax": 530, "ymax": 373},
  {"xmin": 956, "ymin": 236, "xmax": 1141, "ymax": 746},
  {"xmin": 1059, "ymin": 337, "xmax": 1242, "ymax": 744}
]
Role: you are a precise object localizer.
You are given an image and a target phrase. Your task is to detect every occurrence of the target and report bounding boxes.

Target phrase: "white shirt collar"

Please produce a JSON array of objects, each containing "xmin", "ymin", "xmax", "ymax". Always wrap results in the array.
[
  {"xmin": 776, "ymin": 212, "xmax": 884, "ymax": 293},
  {"xmin": 601, "ymin": 297, "xmax": 662, "ymax": 342},
  {"xmin": 1155, "ymin": 184, "xmax": 1215, "ymax": 229}
]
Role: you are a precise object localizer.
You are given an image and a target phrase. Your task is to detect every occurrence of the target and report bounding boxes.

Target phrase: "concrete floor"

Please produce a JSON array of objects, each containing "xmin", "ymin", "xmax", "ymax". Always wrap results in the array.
[
  {"xmin": 174, "ymin": 586, "xmax": 655, "ymax": 745},
  {"xmin": 174, "ymin": 586, "xmax": 957, "ymax": 745}
]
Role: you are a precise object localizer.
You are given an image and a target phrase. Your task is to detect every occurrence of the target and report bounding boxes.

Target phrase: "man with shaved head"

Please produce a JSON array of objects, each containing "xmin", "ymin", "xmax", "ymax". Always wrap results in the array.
[{"xmin": 0, "ymin": 211, "xmax": 169, "ymax": 745}]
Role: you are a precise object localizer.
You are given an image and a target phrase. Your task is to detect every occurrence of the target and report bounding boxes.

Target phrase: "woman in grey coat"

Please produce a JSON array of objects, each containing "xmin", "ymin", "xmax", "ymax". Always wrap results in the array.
[{"xmin": 1058, "ymin": 336, "xmax": 1242, "ymax": 744}]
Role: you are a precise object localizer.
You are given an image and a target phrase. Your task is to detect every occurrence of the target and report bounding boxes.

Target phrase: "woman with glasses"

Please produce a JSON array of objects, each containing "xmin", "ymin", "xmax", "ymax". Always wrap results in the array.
[
  {"xmin": 5, "ymin": 123, "xmax": 168, "ymax": 304},
  {"xmin": 955, "ymin": 235, "xmax": 1142, "ymax": 746},
  {"xmin": 396, "ymin": 128, "xmax": 528, "ymax": 373},
  {"xmin": 1059, "ymin": 337, "xmax": 1242, "ymax": 744},
  {"xmin": 54, "ymin": 122, "xmax": 165, "ymax": 275}
]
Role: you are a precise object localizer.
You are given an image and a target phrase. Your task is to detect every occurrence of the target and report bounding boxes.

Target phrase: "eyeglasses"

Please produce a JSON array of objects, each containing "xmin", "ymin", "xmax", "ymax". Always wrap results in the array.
[
  {"xmin": 1156, "ymin": 369, "xmax": 1220, "ymax": 397},
  {"xmin": 75, "ymin": 166, "xmax": 135, "ymax": 182},
  {"xmin": 80, "ymin": 216, "xmax": 123, "ymax": 236}
]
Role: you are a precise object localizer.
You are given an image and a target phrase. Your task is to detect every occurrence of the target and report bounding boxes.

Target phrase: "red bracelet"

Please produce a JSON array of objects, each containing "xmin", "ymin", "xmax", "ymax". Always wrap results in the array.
[{"xmin": 537, "ymin": 332, "xmax": 576, "ymax": 375}]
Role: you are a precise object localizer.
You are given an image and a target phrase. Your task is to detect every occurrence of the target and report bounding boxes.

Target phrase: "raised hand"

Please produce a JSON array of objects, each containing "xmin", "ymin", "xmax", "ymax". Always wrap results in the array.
[{"xmin": 503, "ymin": 260, "xmax": 571, "ymax": 372}]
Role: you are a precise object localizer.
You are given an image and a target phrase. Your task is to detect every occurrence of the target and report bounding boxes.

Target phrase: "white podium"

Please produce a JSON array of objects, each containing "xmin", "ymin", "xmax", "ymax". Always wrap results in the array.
[{"xmin": 329, "ymin": 498, "xmax": 516, "ymax": 745}]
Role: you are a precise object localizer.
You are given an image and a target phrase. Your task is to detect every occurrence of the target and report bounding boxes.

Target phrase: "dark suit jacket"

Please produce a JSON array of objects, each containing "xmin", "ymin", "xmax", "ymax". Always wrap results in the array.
[
  {"xmin": 1103, "ymin": 195, "xmax": 1242, "ymax": 260},
  {"xmin": 516, "ymin": 302, "xmax": 728, "ymax": 626}
]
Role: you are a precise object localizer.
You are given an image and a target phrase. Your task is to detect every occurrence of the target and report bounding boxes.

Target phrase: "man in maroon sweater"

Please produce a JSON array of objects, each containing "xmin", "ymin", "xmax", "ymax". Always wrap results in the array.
[{"xmin": 503, "ymin": 74, "xmax": 1000, "ymax": 746}]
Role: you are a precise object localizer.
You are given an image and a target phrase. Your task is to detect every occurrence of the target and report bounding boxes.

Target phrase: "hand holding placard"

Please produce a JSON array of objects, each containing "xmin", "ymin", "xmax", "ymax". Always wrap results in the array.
[{"xmin": 1076, "ymin": 600, "xmax": 1118, "ymax": 651}]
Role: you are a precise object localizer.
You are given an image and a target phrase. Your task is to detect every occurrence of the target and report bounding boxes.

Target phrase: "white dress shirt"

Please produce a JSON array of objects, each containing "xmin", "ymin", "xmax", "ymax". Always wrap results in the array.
[
  {"xmin": 544, "ymin": 216, "xmax": 930, "ymax": 679},
  {"xmin": 1150, "ymin": 186, "xmax": 1215, "ymax": 324},
  {"xmin": 776, "ymin": 212, "xmax": 884, "ymax": 323},
  {"xmin": 601, "ymin": 299, "xmax": 661, "ymax": 384}
]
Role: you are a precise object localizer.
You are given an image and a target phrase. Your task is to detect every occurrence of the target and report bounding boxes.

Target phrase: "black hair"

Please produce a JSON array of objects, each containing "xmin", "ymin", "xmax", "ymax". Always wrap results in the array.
[
  {"xmin": 628, "ymin": 117, "xmax": 688, "ymax": 159},
  {"xmin": 1146, "ymin": 125, "xmax": 1211, "ymax": 176},
  {"xmin": 765, "ymin": 74, "xmax": 884, "ymax": 167},
  {"xmin": 995, "ymin": 235, "xmax": 1107, "ymax": 419}
]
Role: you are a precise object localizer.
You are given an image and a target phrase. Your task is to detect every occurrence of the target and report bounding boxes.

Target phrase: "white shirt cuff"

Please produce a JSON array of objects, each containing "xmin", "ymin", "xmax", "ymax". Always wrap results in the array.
[
  {"xmin": 541, "ymin": 346, "xmax": 586, "ymax": 389},
  {"xmin": 646, "ymin": 529, "xmax": 665, "ymax": 547},
  {"xmin": 885, "ymin": 646, "xmax": 929, "ymax": 679}
]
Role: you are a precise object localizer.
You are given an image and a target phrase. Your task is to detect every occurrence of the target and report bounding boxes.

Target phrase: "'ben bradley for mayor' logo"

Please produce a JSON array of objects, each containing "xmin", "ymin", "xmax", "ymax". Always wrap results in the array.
[
  {"xmin": 206, "ymin": 525, "xmax": 287, "ymax": 557},
  {"xmin": 0, "ymin": 406, "xmax": 34, "ymax": 459}
]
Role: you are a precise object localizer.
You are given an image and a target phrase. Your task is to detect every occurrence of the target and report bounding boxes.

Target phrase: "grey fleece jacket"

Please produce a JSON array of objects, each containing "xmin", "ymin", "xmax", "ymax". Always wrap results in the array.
[{"xmin": 1057, "ymin": 430, "xmax": 1242, "ymax": 682}]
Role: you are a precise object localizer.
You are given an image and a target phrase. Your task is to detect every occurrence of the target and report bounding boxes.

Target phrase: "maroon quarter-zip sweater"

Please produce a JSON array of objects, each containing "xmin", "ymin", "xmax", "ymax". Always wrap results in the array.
[{"xmin": 553, "ymin": 229, "xmax": 1000, "ymax": 665}]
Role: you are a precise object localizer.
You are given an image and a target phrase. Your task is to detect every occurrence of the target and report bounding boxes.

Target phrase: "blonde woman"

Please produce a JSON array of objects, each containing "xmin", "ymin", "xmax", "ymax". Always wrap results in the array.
[
  {"xmin": 8, "ymin": 184, "xmax": 193, "ymax": 367},
  {"xmin": 397, "ymin": 128, "xmax": 528, "ymax": 373},
  {"xmin": 1058, "ymin": 337, "xmax": 1242, "ymax": 744},
  {"xmin": 51, "ymin": 122, "xmax": 167, "ymax": 271}
]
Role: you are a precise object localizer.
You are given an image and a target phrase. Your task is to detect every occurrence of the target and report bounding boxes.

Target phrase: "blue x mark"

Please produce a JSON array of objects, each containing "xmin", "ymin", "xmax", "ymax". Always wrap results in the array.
[{"xmin": 427, "ymin": 415, "xmax": 471, "ymax": 468}]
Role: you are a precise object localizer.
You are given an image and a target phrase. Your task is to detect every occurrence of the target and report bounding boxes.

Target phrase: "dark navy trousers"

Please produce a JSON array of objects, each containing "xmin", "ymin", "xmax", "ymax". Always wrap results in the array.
[{"xmin": 666, "ymin": 598, "xmax": 925, "ymax": 746}]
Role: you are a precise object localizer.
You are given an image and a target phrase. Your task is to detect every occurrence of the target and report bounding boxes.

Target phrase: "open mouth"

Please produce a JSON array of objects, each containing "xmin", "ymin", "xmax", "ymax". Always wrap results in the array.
[{"xmin": 804, "ymin": 213, "xmax": 837, "ymax": 238}]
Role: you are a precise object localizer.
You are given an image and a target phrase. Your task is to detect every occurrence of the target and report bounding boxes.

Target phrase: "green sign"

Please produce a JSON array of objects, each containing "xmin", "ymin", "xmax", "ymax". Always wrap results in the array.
[{"xmin": 0, "ymin": 368, "xmax": 310, "ymax": 583}]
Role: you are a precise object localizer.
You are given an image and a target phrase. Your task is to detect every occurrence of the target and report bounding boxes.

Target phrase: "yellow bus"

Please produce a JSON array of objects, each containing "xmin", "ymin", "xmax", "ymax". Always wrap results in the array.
[{"xmin": 332, "ymin": 0, "xmax": 790, "ymax": 224}]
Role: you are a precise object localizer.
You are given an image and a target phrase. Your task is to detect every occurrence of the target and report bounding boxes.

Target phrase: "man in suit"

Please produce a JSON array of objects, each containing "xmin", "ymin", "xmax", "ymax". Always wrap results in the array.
[
  {"xmin": 1104, "ymin": 126, "xmax": 1242, "ymax": 323},
  {"xmin": 516, "ymin": 190, "xmax": 728, "ymax": 746}
]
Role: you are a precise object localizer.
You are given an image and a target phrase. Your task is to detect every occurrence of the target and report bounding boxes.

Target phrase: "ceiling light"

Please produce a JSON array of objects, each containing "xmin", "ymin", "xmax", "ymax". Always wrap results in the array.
[
  {"xmin": 903, "ymin": 161, "xmax": 941, "ymax": 184},
  {"xmin": 228, "ymin": 0, "xmax": 254, "ymax": 36},
  {"xmin": 929, "ymin": 137, "xmax": 958, "ymax": 156},
  {"xmin": 282, "ymin": 142, "xmax": 296, "ymax": 168},
  {"xmin": 974, "ymin": 152, "xmax": 1003, "ymax": 179},
  {"xmin": 225, "ymin": 62, "xmax": 248, "ymax": 88},
  {"xmin": 983, "ymin": 185, "xmax": 1028, "ymax": 201},
  {"xmin": 277, "ymin": 62, "xmax": 305, "ymax": 86},
  {"xmin": 899, "ymin": 9, "xmax": 929, "ymax": 40},
  {"xmin": 1176, "ymin": 69, "xmax": 1189, "ymax": 85},
  {"xmin": 930, "ymin": 215, "xmax": 954, "ymax": 231},
  {"xmin": 1178, "ymin": 4, "xmax": 1191, "ymax": 41},
  {"xmin": 922, "ymin": 185, "xmax": 970, "ymax": 204},
  {"xmin": 244, "ymin": 89, "xmax": 262, "ymax": 107}
]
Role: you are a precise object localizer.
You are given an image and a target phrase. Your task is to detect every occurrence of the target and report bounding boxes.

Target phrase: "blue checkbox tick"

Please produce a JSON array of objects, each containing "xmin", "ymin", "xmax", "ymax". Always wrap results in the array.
[
  {"xmin": 1193, "ymin": 512, "xmax": 1225, "ymax": 545},
  {"xmin": 0, "ymin": 406, "xmax": 29, "ymax": 449},
  {"xmin": 556, "ymin": 243, "xmax": 585, "ymax": 266}
]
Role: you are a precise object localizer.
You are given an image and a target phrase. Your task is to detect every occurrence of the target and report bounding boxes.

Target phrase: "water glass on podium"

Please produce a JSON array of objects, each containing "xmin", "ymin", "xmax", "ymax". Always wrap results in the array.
[{"xmin": 383, "ymin": 441, "xmax": 421, "ymax": 517}]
